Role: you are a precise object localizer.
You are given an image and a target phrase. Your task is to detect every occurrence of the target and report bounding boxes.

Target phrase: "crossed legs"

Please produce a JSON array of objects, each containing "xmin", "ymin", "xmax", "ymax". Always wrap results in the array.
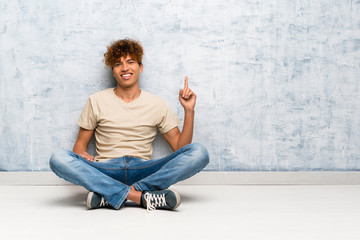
[{"xmin": 50, "ymin": 143, "xmax": 209, "ymax": 210}]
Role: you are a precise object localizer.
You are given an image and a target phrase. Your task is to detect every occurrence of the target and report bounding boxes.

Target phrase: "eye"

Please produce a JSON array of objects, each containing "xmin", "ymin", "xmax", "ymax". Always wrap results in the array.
[{"xmin": 114, "ymin": 63, "xmax": 121, "ymax": 67}]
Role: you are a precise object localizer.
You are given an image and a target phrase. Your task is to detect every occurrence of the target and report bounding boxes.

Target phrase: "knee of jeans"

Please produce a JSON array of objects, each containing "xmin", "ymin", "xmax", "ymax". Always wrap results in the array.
[
  {"xmin": 189, "ymin": 143, "xmax": 210, "ymax": 169},
  {"xmin": 49, "ymin": 149, "xmax": 73, "ymax": 171}
]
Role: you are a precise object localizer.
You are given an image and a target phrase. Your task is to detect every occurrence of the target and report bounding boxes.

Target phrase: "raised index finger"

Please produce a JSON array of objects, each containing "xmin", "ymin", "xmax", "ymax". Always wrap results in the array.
[{"xmin": 184, "ymin": 76, "xmax": 188, "ymax": 89}]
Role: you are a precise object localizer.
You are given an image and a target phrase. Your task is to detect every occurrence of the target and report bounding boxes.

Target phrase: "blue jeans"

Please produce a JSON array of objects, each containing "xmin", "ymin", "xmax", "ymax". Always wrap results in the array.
[{"xmin": 49, "ymin": 143, "xmax": 209, "ymax": 209}]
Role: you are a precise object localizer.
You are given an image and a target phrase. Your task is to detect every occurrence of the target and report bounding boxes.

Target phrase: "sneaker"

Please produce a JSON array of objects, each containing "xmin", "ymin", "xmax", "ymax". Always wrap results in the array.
[
  {"xmin": 142, "ymin": 189, "xmax": 181, "ymax": 212},
  {"xmin": 86, "ymin": 192, "xmax": 110, "ymax": 209}
]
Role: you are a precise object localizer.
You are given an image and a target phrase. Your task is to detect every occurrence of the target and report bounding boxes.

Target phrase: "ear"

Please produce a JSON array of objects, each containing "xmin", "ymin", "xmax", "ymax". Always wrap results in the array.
[{"xmin": 139, "ymin": 63, "xmax": 143, "ymax": 73}]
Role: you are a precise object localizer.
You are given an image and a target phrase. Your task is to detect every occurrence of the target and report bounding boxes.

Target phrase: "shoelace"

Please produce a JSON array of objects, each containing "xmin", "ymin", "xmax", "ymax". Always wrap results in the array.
[
  {"xmin": 99, "ymin": 197, "xmax": 109, "ymax": 207},
  {"xmin": 144, "ymin": 192, "xmax": 166, "ymax": 213}
]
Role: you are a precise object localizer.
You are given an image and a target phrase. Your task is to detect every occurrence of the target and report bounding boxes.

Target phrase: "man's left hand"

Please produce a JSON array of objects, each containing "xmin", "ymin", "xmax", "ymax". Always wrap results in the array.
[{"xmin": 179, "ymin": 76, "xmax": 196, "ymax": 111}]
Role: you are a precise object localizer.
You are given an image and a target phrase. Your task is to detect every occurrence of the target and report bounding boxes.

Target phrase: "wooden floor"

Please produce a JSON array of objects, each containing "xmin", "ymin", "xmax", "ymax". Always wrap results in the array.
[{"xmin": 1, "ymin": 185, "xmax": 360, "ymax": 240}]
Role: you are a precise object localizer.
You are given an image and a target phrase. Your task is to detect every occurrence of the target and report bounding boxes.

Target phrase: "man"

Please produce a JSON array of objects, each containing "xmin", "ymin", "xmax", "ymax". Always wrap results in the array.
[{"xmin": 50, "ymin": 39, "xmax": 209, "ymax": 211}]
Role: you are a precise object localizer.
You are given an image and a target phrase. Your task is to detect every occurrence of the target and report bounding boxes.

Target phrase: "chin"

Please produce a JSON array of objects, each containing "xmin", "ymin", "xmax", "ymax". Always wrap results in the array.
[{"xmin": 119, "ymin": 82, "xmax": 136, "ymax": 88}]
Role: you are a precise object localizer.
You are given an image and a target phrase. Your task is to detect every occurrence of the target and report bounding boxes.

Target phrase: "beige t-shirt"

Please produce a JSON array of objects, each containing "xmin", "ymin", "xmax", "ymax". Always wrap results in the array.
[{"xmin": 78, "ymin": 88, "xmax": 180, "ymax": 161}]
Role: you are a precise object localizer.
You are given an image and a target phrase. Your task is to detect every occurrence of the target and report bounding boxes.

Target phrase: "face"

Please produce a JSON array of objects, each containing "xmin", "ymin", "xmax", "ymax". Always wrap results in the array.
[{"xmin": 112, "ymin": 54, "xmax": 143, "ymax": 89}]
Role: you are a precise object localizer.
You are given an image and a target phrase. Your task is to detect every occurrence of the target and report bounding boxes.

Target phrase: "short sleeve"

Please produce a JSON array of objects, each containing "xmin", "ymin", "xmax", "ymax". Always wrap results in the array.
[
  {"xmin": 157, "ymin": 101, "xmax": 181, "ymax": 134},
  {"xmin": 77, "ymin": 98, "xmax": 97, "ymax": 130}
]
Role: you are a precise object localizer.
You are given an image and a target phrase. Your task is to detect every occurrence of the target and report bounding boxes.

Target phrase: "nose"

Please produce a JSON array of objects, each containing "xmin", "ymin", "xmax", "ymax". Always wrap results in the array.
[{"xmin": 121, "ymin": 62, "xmax": 129, "ymax": 72}]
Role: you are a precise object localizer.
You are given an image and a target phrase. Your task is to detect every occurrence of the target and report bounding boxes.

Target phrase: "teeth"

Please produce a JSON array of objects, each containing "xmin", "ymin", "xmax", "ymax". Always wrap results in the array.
[{"xmin": 122, "ymin": 74, "xmax": 131, "ymax": 77}]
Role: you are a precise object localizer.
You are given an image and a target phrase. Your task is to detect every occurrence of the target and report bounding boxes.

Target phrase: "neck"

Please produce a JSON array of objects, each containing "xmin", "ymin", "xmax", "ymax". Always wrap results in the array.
[{"xmin": 114, "ymin": 86, "xmax": 141, "ymax": 103}]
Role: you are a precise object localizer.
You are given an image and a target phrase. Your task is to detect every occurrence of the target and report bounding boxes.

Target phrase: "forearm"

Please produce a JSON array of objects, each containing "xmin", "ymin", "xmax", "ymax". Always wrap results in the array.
[
  {"xmin": 72, "ymin": 128, "xmax": 94, "ymax": 156},
  {"xmin": 72, "ymin": 141, "xmax": 88, "ymax": 155},
  {"xmin": 176, "ymin": 109, "xmax": 195, "ymax": 149}
]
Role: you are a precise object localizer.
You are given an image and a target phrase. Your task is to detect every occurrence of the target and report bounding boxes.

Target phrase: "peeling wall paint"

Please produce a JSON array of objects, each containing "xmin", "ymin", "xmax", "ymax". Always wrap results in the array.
[{"xmin": 1, "ymin": 0, "xmax": 360, "ymax": 171}]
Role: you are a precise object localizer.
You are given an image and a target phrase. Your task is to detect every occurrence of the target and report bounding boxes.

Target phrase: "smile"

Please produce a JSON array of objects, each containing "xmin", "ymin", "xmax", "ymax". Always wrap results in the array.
[{"xmin": 121, "ymin": 73, "xmax": 132, "ymax": 79}]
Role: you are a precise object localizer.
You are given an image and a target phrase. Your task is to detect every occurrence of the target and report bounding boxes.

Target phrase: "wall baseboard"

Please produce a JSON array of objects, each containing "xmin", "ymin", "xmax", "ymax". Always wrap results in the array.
[{"xmin": 1, "ymin": 171, "xmax": 360, "ymax": 185}]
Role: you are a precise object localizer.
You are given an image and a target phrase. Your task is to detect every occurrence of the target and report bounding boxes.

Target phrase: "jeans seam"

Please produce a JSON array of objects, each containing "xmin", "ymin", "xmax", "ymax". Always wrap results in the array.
[
  {"xmin": 133, "ymin": 183, "xmax": 143, "ymax": 192},
  {"xmin": 125, "ymin": 157, "xmax": 128, "ymax": 185},
  {"xmin": 114, "ymin": 186, "xmax": 130, "ymax": 209}
]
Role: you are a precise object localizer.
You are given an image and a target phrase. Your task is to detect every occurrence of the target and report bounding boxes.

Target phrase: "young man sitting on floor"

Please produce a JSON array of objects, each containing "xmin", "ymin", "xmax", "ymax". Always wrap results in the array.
[{"xmin": 50, "ymin": 39, "xmax": 209, "ymax": 211}]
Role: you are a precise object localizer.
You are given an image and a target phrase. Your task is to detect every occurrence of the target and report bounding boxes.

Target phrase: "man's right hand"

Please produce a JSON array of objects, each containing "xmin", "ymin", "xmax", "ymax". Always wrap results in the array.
[{"xmin": 78, "ymin": 152, "xmax": 94, "ymax": 162}]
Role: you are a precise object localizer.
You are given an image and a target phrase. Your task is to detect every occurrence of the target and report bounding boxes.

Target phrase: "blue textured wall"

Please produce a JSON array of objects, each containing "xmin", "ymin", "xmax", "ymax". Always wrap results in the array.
[{"xmin": 1, "ymin": 0, "xmax": 360, "ymax": 171}]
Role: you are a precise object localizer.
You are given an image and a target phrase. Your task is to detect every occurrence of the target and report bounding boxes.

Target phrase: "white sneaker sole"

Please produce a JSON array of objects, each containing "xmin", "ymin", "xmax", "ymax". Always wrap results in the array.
[{"xmin": 86, "ymin": 192, "xmax": 95, "ymax": 209}]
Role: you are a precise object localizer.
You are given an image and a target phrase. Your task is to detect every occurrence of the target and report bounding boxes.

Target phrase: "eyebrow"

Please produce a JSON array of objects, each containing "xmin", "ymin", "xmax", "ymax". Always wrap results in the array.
[
  {"xmin": 117, "ymin": 57, "xmax": 135, "ymax": 62},
  {"xmin": 115, "ymin": 58, "xmax": 134, "ymax": 64}
]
